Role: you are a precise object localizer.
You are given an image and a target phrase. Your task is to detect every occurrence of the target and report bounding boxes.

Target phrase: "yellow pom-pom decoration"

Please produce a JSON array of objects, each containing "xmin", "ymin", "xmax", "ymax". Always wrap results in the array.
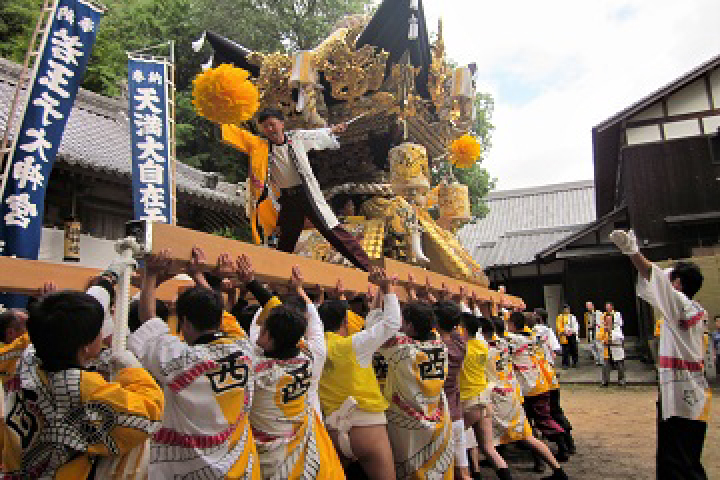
[
  {"xmin": 449, "ymin": 134, "xmax": 482, "ymax": 168},
  {"xmin": 192, "ymin": 64, "xmax": 260, "ymax": 126}
]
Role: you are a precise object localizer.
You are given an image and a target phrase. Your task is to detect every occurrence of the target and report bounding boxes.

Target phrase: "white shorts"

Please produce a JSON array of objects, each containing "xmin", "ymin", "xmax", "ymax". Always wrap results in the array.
[
  {"xmin": 326, "ymin": 407, "xmax": 387, "ymax": 461},
  {"xmin": 452, "ymin": 419, "xmax": 468, "ymax": 468}
]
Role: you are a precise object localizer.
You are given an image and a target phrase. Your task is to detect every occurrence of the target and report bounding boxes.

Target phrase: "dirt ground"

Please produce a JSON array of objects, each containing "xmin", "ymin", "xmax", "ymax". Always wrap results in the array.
[{"xmin": 474, "ymin": 385, "xmax": 720, "ymax": 480}]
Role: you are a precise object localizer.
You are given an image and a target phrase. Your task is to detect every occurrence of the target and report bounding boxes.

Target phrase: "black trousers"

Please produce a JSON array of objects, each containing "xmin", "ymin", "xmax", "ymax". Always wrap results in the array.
[
  {"xmin": 549, "ymin": 388, "xmax": 572, "ymax": 434},
  {"xmin": 657, "ymin": 403, "xmax": 707, "ymax": 480},
  {"xmin": 523, "ymin": 392, "xmax": 565, "ymax": 438},
  {"xmin": 276, "ymin": 189, "xmax": 371, "ymax": 271},
  {"xmin": 562, "ymin": 335, "xmax": 578, "ymax": 366}
]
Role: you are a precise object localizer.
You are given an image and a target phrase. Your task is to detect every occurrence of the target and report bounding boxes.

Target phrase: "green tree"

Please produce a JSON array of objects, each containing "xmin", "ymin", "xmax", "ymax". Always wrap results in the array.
[
  {"xmin": 0, "ymin": 0, "xmax": 39, "ymax": 62},
  {"xmin": 432, "ymin": 91, "xmax": 497, "ymax": 218}
]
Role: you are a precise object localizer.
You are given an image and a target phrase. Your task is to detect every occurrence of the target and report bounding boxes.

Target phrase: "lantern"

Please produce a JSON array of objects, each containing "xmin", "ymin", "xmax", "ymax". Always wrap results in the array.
[
  {"xmin": 389, "ymin": 142, "xmax": 430, "ymax": 197},
  {"xmin": 63, "ymin": 219, "xmax": 81, "ymax": 262},
  {"xmin": 451, "ymin": 67, "xmax": 474, "ymax": 100},
  {"xmin": 438, "ymin": 182, "xmax": 471, "ymax": 223},
  {"xmin": 290, "ymin": 51, "xmax": 317, "ymax": 111},
  {"xmin": 290, "ymin": 51, "xmax": 317, "ymax": 85}
]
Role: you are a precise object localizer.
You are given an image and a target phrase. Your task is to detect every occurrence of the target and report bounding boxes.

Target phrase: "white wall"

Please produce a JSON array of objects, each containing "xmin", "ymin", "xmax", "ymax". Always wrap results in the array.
[
  {"xmin": 39, "ymin": 227, "xmax": 117, "ymax": 269},
  {"xmin": 626, "ymin": 68, "xmax": 719, "ymax": 146}
]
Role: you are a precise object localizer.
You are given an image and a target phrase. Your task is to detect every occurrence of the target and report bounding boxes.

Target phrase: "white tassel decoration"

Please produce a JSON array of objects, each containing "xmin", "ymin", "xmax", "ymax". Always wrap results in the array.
[
  {"xmin": 192, "ymin": 31, "xmax": 207, "ymax": 52},
  {"xmin": 201, "ymin": 54, "xmax": 214, "ymax": 71},
  {"xmin": 409, "ymin": 226, "xmax": 430, "ymax": 263}
]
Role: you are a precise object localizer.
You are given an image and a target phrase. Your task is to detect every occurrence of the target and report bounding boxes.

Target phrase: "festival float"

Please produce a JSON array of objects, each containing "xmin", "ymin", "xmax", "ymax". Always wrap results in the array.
[{"xmin": 189, "ymin": 0, "xmax": 515, "ymax": 302}]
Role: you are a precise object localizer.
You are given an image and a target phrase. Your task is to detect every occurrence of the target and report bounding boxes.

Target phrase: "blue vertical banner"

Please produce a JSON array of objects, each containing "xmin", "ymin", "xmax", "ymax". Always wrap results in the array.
[
  {"xmin": 128, "ymin": 57, "xmax": 174, "ymax": 223},
  {"xmin": 0, "ymin": 0, "xmax": 105, "ymax": 307}
]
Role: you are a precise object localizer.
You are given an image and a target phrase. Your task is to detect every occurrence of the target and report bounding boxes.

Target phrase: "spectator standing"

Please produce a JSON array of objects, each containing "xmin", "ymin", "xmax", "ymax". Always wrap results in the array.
[{"xmin": 556, "ymin": 305, "xmax": 579, "ymax": 368}]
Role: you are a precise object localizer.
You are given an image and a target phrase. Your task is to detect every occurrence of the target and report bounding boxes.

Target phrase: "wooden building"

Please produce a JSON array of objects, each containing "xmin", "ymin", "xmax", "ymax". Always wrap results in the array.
[
  {"xmin": 460, "ymin": 53, "xmax": 720, "ymax": 349},
  {"xmin": 1, "ymin": 57, "xmax": 246, "ymax": 267},
  {"xmin": 593, "ymin": 53, "xmax": 720, "ymax": 259},
  {"xmin": 456, "ymin": 180, "xmax": 617, "ymax": 336}
]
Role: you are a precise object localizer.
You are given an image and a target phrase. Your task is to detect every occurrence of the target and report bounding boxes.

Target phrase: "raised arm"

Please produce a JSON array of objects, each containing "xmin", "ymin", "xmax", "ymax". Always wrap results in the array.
[
  {"xmin": 424, "ymin": 277, "xmax": 437, "ymax": 304},
  {"xmin": 139, "ymin": 249, "xmax": 172, "ymax": 323},
  {"xmin": 352, "ymin": 269, "xmax": 402, "ymax": 367},
  {"xmin": 406, "ymin": 274, "xmax": 418, "ymax": 302},
  {"xmin": 129, "ymin": 250, "xmax": 191, "ymax": 384},
  {"xmin": 291, "ymin": 265, "xmax": 326, "ymax": 372},
  {"xmin": 610, "ymin": 229, "xmax": 688, "ymax": 322},
  {"xmin": 610, "ymin": 229, "xmax": 651, "ymax": 281}
]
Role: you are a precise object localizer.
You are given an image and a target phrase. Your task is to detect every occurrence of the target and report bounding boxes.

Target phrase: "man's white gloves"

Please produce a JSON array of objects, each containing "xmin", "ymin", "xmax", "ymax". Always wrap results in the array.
[
  {"xmin": 609, "ymin": 229, "xmax": 639, "ymax": 255},
  {"xmin": 111, "ymin": 350, "xmax": 142, "ymax": 370}
]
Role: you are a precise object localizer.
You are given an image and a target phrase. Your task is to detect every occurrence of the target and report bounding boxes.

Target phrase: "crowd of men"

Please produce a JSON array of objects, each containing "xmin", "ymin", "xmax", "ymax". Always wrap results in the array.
[{"xmin": 0, "ymin": 228, "xmax": 710, "ymax": 480}]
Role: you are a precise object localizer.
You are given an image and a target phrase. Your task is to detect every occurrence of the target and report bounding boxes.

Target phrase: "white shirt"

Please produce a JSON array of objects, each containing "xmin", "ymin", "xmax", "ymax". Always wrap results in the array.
[
  {"xmin": 636, "ymin": 263, "xmax": 709, "ymax": 421},
  {"xmin": 351, "ymin": 294, "xmax": 402, "ymax": 368},
  {"xmin": 250, "ymin": 303, "xmax": 327, "ymax": 418},
  {"xmin": 591, "ymin": 311, "xmax": 604, "ymax": 337},
  {"xmin": 269, "ymin": 142, "xmax": 303, "ymax": 189},
  {"xmin": 534, "ymin": 324, "xmax": 561, "ymax": 365},
  {"xmin": 563, "ymin": 315, "xmax": 579, "ymax": 336},
  {"xmin": 608, "ymin": 310, "xmax": 623, "ymax": 329}
]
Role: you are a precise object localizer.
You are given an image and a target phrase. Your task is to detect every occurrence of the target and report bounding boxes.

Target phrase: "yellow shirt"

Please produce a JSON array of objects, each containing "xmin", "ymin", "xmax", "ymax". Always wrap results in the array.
[
  {"xmin": 458, "ymin": 338, "xmax": 489, "ymax": 401},
  {"xmin": 347, "ymin": 311, "xmax": 365, "ymax": 336},
  {"xmin": 556, "ymin": 314, "xmax": 569, "ymax": 345},
  {"xmin": 319, "ymin": 332, "xmax": 388, "ymax": 415},
  {"xmin": 1, "ymin": 356, "xmax": 164, "ymax": 479}
]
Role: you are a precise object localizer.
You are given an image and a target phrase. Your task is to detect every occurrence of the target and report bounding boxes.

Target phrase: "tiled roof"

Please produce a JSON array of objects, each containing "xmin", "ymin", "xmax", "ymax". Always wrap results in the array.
[
  {"xmin": 457, "ymin": 180, "xmax": 596, "ymax": 267},
  {"xmin": 0, "ymin": 58, "xmax": 245, "ymax": 209}
]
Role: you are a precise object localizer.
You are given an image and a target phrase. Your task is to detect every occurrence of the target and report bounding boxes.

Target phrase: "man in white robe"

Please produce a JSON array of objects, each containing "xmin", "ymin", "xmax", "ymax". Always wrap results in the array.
[
  {"xmin": 257, "ymin": 108, "xmax": 371, "ymax": 271},
  {"xmin": 610, "ymin": 229, "xmax": 710, "ymax": 480}
]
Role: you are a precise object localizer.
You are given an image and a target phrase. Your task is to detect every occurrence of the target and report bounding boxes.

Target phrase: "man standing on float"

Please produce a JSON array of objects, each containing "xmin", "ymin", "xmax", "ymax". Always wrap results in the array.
[{"xmin": 256, "ymin": 108, "xmax": 372, "ymax": 271}]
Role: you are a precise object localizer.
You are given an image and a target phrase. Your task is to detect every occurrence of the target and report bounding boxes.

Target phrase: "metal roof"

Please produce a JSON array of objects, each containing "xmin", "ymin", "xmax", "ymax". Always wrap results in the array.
[
  {"xmin": 0, "ymin": 58, "xmax": 245, "ymax": 210},
  {"xmin": 457, "ymin": 180, "xmax": 596, "ymax": 267}
]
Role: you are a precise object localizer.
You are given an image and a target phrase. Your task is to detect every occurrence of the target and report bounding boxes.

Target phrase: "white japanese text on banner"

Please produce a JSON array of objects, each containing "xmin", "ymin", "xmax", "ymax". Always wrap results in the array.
[
  {"xmin": 127, "ymin": 57, "xmax": 174, "ymax": 223},
  {"xmin": 0, "ymin": 0, "xmax": 105, "ymax": 307}
]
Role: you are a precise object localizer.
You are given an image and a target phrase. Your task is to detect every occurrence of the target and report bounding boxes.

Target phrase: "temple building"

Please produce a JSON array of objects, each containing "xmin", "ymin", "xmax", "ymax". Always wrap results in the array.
[{"xmin": 0, "ymin": 57, "xmax": 245, "ymax": 267}]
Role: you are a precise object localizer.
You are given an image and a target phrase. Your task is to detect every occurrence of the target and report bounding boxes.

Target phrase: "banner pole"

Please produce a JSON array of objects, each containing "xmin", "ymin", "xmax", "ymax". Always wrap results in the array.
[
  {"xmin": 0, "ymin": 0, "xmax": 59, "ymax": 203},
  {"xmin": 169, "ymin": 40, "xmax": 177, "ymax": 225}
]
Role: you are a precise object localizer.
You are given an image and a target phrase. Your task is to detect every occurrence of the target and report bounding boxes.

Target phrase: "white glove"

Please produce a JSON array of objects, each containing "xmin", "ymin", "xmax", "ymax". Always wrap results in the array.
[
  {"xmin": 609, "ymin": 229, "xmax": 639, "ymax": 255},
  {"xmin": 111, "ymin": 350, "xmax": 142, "ymax": 370}
]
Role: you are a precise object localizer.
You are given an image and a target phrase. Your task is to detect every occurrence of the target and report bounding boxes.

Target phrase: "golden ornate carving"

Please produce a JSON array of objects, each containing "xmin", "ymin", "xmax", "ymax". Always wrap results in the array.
[
  {"xmin": 428, "ymin": 18, "xmax": 450, "ymax": 110},
  {"xmin": 322, "ymin": 37, "xmax": 389, "ymax": 108},
  {"xmin": 251, "ymin": 52, "xmax": 294, "ymax": 116}
]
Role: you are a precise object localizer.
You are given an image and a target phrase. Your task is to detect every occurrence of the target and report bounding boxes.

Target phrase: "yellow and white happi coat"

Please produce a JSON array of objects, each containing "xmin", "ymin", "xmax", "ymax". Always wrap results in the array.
[
  {"xmin": 532, "ymin": 326, "xmax": 559, "ymax": 391},
  {"xmin": 128, "ymin": 313, "xmax": 261, "ymax": 479},
  {"xmin": 250, "ymin": 348, "xmax": 344, "ymax": 480},
  {"xmin": 507, "ymin": 330, "xmax": 546, "ymax": 397},
  {"xmin": 487, "ymin": 338, "xmax": 533, "ymax": 445},
  {"xmin": 0, "ymin": 345, "xmax": 164, "ymax": 480},
  {"xmin": 380, "ymin": 333, "xmax": 454, "ymax": 480}
]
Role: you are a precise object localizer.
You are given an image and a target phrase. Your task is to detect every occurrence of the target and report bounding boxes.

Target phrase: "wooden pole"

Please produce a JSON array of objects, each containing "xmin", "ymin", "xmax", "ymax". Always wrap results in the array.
[
  {"xmin": 169, "ymin": 41, "xmax": 178, "ymax": 225},
  {"xmin": 140, "ymin": 223, "xmax": 523, "ymax": 306},
  {"xmin": 0, "ymin": 256, "xmax": 191, "ymax": 302},
  {"xmin": 0, "ymin": 0, "xmax": 58, "ymax": 201}
]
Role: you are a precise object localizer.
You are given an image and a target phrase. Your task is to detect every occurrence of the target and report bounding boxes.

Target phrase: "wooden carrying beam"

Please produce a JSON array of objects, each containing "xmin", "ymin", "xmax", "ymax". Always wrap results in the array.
[
  {"xmin": 144, "ymin": 223, "xmax": 522, "ymax": 306},
  {"xmin": 146, "ymin": 223, "xmax": 370, "ymax": 293},
  {"xmin": 384, "ymin": 258, "xmax": 522, "ymax": 307},
  {"xmin": 0, "ymin": 257, "xmax": 191, "ymax": 302}
]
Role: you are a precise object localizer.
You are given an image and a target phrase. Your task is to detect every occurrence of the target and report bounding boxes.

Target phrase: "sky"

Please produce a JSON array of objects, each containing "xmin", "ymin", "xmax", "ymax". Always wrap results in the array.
[{"xmin": 420, "ymin": 0, "xmax": 720, "ymax": 190}]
